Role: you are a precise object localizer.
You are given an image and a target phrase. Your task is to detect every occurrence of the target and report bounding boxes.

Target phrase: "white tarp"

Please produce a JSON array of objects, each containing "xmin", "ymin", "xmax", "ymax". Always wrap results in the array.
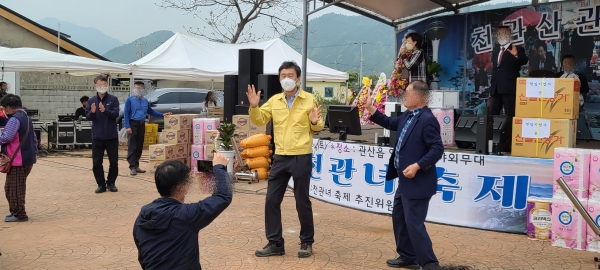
[
  {"xmin": 0, "ymin": 46, "xmax": 131, "ymax": 76},
  {"xmin": 131, "ymin": 32, "xmax": 349, "ymax": 82}
]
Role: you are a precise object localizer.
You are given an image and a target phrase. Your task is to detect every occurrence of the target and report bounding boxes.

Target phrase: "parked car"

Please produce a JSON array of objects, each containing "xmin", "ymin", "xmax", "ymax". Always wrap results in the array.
[{"xmin": 117, "ymin": 88, "xmax": 224, "ymax": 129}]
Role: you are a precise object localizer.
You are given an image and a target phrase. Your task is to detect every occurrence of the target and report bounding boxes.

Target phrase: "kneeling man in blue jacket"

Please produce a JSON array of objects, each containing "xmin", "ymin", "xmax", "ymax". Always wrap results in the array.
[
  {"xmin": 133, "ymin": 152, "xmax": 233, "ymax": 270},
  {"xmin": 365, "ymin": 80, "xmax": 444, "ymax": 270}
]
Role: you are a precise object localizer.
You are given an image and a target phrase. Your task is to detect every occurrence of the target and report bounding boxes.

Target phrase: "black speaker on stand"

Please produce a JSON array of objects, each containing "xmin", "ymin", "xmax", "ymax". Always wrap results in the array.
[
  {"xmin": 224, "ymin": 75, "xmax": 238, "ymax": 123},
  {"xmin": 476, "ymin": 108, "xmax": 493, "ymax": 155},
  {"xmin": 238, "ymin": 49, "xmax": 264, "ymax": 106},
  {"xmin": 258, "ymin": 74, "xmax": 281, "ymax": 103}
]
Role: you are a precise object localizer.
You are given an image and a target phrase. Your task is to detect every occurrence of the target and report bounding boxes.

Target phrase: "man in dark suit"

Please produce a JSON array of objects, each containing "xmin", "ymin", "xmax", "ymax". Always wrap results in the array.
[
  {"xmin": 365, "ymin": 81, "xmax": 444, "ymax": 270},
  {"xmin": 489, "ymin": 26, "xmax": 528, "ymax": 151}
]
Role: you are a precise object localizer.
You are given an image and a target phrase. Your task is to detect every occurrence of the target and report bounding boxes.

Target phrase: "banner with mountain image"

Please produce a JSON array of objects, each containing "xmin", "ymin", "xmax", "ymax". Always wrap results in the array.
[{"xmin": 397, "ymin": 2, "xmax": 600, "ymax": 139}]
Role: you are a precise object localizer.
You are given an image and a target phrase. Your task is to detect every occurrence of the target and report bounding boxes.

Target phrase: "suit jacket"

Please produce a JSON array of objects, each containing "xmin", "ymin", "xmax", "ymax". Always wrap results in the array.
[
  {"xmin": 555, "ymin": 71, "xmax": 590, "ymax": 94},
  {"xmin": 530, "ymin": 52, "xmax": 557, "ymax": 73},
  {"xmin": 369, "ymin": 108, "xmax": 444, "ymax": 199},
  {"xmin": 490, "ymin": 44, "xmax": 528, "ymax": 96}
]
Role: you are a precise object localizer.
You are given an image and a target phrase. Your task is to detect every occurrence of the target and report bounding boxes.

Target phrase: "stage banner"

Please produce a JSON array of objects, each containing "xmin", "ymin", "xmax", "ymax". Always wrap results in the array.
[
  {"xmin": 292, "ymin": 139, "xmax": 554, "ymax": 234},
  {"xmin": 397, "ymin": 2, "xmax": 600, "ymax": 136}
]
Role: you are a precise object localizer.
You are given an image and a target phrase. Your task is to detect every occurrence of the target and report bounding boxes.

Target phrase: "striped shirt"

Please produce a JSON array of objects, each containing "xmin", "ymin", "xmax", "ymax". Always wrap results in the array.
[{"xmin": 401, "ymin": 49, "xmax": 427, "ymax": 83}]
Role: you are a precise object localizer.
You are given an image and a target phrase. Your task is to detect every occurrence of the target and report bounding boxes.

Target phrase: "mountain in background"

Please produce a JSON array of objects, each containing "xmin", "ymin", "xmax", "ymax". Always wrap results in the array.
[
  {"xmin": 103, "ymin": 30, "xmax": 175, "ymax": 63},
  {"xmin": 283, "ymin": 13, "xmax": 395, "ymax": 76},
  {"xmin": 36, "ymin": 18, "xmax": 124, "ymax": 55}
]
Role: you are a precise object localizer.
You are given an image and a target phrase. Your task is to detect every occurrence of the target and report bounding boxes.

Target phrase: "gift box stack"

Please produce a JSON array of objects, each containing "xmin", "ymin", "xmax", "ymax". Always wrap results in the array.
[
  {"xmin": 147, "ymin": 114, "xmax": 197, "ymax": 173},
  {"xmin": 512, "ymin": 78, "xmax": 580, "ymax": 159},
  {"xmin": 240, "ymin": 133, "xmax": 272, "ymax": 180},
  {"xmin": 550, "ymin": 147, "xmax": 600, "ymax": 252},
  {"xmin": 143, "ymin": 123, "xmax": 159, "ymax": 148},
  {"xmin": 190, "ymin": 117, "xmax": 220, "ymax": 172}
]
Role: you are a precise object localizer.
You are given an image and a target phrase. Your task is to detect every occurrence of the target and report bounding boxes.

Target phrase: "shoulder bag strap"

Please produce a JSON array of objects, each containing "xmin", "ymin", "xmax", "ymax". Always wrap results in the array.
[{"xmin": 8, "ymin": 114, "xmax": 30, "ymax": 164}]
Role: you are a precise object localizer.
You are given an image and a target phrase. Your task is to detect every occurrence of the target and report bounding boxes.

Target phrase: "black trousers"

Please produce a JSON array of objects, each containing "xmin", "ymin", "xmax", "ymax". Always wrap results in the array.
[
  {"xmin": 489, "ymin": 93, "xmax": 516, "ymax": 151},
  {"xmin": 127, "ymin": 120, "xmax": 146, "ymax": 169},
  {"xmin": 265, "ymin": 154, "xmax": 314, "ymax": 244},
  {"xmin": 92, "ymin": 138, "xmax": 119, "ymax": 187},
  {"xmin": 392, "ymin": 194, "xmax": 438, "ymax": 267}
]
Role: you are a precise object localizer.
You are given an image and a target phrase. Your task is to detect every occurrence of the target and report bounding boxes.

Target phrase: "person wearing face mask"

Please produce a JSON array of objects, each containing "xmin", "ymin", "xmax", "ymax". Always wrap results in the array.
[
  {"xmin": 133, "ymin": 153, "xmax": 232, "ymax": 270},
  {"xmin": 556, "ymin": 55, "xmax": 589, "ymax": 111},
  {"xmin": 85, "ymin": 75, "xmax": 121, "ymax": 193},
  {"xmin": 124, "ymin": 81, "xmax": 171, "ymax": 176},
  {"xmin": 398, "ymin": 33, "xmax": 428, "ymax": 86},
  {"xmin": 489, "ymin": 26, "xmax": 528, "ymax": 152},
  {"xmin": 246, "ymin": 61, "xmax": 324, "ymax": 259}
]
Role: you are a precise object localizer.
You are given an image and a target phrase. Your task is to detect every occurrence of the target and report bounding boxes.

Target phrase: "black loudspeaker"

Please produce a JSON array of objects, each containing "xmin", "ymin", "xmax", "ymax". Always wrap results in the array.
[
  {"xmin": 388, "ymin": 104, "xmax": 404, "ymax": 147},
  {"xmin": 476, "ymin": 113, "xmax": 493, "ymax": 155},
  {"xmin": 235, "ymin": 105, "xmax": 249, "ymax": 115},
  {"xmin": 238, "ymin": 49, "xmax": 264, "ymax": 105},
  {"xmin": 257, "ymin": 74, "xmax": 281, "ymax": 103},
  {"xmin": 454, "ymin": 114, "xmax": 510, "ymax": 150},
  {"xmin": 224, "ymin": 75, "xmax": 238, "ymax": 123},
  {"xmin": 389, "ymin": 110, "xmax": 401, "ymax": 147}
]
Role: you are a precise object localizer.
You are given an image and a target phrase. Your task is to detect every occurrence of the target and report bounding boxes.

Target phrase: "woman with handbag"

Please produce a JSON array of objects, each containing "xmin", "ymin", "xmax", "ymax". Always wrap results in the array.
[{"xmin": 0, "ymin": 94, "xmax": 37, "ymax": 222}]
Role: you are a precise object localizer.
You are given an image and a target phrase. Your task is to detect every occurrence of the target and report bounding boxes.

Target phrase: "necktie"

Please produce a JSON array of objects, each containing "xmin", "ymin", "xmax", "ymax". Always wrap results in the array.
[
  {"xmin": 394, "ymin": 112, "xmax": 415, "ymax": 169},
  {"xmin": 498, "ymin": 47, "xmax": 506, "ymax": 65}
]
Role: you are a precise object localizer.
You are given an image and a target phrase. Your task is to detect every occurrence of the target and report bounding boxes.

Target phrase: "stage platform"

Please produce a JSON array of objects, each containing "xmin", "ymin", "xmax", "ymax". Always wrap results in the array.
[{"xmin": 313, "ymin": 125, "xmax": 600, "ymax": 154}]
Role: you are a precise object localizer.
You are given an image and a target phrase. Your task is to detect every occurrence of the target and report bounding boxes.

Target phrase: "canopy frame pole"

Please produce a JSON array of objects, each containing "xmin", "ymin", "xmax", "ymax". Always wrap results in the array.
[{"xmin": 301, "ymin": 0, "xmax": 309, "ymax": 91}]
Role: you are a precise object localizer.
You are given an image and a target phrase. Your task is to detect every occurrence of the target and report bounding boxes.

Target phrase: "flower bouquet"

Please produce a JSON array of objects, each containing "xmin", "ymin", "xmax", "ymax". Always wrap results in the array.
[
  {"xmin": 351, "ymin": 77, "xmax": 372, "ymax": 124},
  {"xmin": 368, "ymin": 73, "xmax": 388, "ymax": 124},
  {"xmin": 388, "ymin": 50, "xmax": 411, "ymax": 98}
]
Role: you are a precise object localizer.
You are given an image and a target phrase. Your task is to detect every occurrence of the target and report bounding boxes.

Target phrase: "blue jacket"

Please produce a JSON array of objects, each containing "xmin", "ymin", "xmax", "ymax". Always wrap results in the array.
[
  {"xmin": 85, "ymin": 93, "xmax": 120, "ymax": 140},
  {"xmin": 133, "ymin": 165, "xmax": 232, "ymax": 270},
  {"xmin": 370, "ymin": 107, "xmax": 444, "ymax": 199},
  {"xmin": 124, "ymin": 96, "xmax": 163, "ymax": 129}
]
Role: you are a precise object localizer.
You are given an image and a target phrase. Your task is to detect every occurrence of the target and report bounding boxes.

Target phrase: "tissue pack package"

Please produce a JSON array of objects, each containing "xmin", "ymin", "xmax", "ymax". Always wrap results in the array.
[
  {"xmin": 551, "ymin": 200, "xmax": 587, "ymax": 250},
  {"xmin": 586, "ymin": 202, "xmax": 600, "ymax": 253},
  {"xmin": 190, "ymin": 145, "xmax": 205, "ymax": 172},
  {"xmin": 526, "ymin": 199, "xmax": 552, "ymax": 241},
  {"xmin": 552, "ymin": 148, "xmax": 590, "ymax": 200},
  {"xmin": 192, "ymin": 118, "xmax": 204, "ymax": 145},
  {"xmin": 589, "ymin": 150, "xmax": 600, "ymax": 201}
]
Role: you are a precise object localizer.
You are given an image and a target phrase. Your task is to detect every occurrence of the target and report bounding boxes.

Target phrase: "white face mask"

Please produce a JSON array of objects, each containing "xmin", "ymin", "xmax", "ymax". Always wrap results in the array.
[
  {"xmin": 405, "ymin": 43, "xmax": 414, "ymax": 51},
  {"xmin": 96, "ymin": 87, "xmax": 108, "ymax": 94},
  {"xmin": 280, "ymin": 78, "xmax": 297, "ymax": 92}
]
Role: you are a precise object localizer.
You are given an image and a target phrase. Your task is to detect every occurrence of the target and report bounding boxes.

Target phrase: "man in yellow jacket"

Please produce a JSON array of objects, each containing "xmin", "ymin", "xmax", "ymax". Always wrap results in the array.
[{"xmin": 247, "ymin": 61, "xmax": 324, "ymax": 259}]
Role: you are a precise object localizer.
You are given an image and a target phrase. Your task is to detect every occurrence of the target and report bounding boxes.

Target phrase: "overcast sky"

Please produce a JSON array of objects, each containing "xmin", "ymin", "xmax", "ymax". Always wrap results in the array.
[{"xmin": 0, "ymin": 0, "xmax": 357, "ymax": 43}]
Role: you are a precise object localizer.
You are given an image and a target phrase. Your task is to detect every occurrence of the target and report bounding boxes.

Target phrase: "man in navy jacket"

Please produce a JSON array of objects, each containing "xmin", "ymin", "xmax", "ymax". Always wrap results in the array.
[
  {"xmin": 366, "ymin": 80, "xmax": 444, "ymax": 270},
  {"xmin": 86, "ymin": 75, "xmax": 120, "ymax": 193},
  {"xmin": 133, "ymin": 153, "xmax": 233, "ymax": 270}
]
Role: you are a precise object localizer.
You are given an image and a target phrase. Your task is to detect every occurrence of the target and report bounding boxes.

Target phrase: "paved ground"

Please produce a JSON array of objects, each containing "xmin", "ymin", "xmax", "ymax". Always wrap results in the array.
[{"xmin": 0, "ymin": 148, "xmax": 598, "ymax": 270}]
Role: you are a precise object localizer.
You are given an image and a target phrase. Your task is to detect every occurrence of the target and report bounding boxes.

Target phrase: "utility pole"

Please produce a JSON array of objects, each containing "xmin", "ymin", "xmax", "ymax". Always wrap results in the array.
[
  {"xmin": 354, "ymin": 42, "xmax": 366, "ymax": 88},
  {"xmin": 57, "ymin": 23, "xmax": 61, "ymax": 53},
  {"xmin": 135, "ymin": 41, "xmax": 147, "ymax": 59}
]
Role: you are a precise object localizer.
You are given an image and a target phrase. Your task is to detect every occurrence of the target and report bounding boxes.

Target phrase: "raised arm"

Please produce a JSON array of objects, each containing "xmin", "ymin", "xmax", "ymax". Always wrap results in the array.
[{"xmin": 185, "ymin": 164, "xmax": 233, "ymax": 230}]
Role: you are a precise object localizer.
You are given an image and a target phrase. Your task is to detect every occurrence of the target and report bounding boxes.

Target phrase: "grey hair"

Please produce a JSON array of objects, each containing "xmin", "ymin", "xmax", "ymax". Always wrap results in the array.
[{"xmin": 409, "ymin": 80, "xmax": 431, "ymax": 104}]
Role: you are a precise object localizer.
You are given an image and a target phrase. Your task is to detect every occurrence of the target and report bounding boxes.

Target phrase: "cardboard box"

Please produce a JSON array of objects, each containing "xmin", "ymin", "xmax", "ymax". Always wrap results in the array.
[
  {"xmin": 149, "ymin": 144, "xmax": 177, "ymax": 160},
  {"xmin": 175, "ymin": 143, "xmax": 189, "ymax": 158},
  {"xmin": 511, "ymin": 117, "xmax": 576, "ymax": 159},
  {"xmin": 205, "ymin": 144, "xmax": 215, "ymax": 160},
  {"xmin": 164, "ymin": 114, "xmax": 197, "ymax": 130},
  {"xmin": 160, "ymin": 129, "xmax": 191, "ymax": 144},
  {"xmin": 234, "ymin": 129, "xmax": 249, "ymax": 144},
  {"xmin": 205, "ymin": 130, "xmax": 219, "ymax": 145},
  {"xmin": 516, "ymin": 78, "xmax": 580, "ymax": 119},
  {"xmin": 233, "ymin": 115, "xmax": 250, "ymax": 130},
  {"xmin": 148, "ymin": 158, "xmax": 185, "ymax": 174}
]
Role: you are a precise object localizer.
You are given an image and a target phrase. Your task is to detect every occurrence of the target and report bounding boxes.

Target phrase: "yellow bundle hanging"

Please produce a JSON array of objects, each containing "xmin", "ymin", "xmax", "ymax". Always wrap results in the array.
[
  {"xmin": 241, "ymin": 146, "xmax": 272, "ymax": 159},
  {"xmin": 241, "ymin": 134, "xmax": 272, "ymax": 148},
  {"xmin": 245, "ymin": 157, "xmax": 271, "ymax": 169},
  {"xmin": 252, "ymin": 167, "xmax": 269, "ymax": 180}
]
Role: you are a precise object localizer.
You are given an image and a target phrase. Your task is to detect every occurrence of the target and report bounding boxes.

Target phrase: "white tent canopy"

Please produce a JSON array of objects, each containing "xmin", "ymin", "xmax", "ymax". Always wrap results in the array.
[
  {"xmin": 0, "ymin": 46, "xmax": 131, "ymax": 76},
  {"xmin": 318, "ymin": 0, "xmax": 490, "ymax": 25},
  {"xmin": 131, "ymin": 32, "xmax": 349, "ymax": 82}
]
